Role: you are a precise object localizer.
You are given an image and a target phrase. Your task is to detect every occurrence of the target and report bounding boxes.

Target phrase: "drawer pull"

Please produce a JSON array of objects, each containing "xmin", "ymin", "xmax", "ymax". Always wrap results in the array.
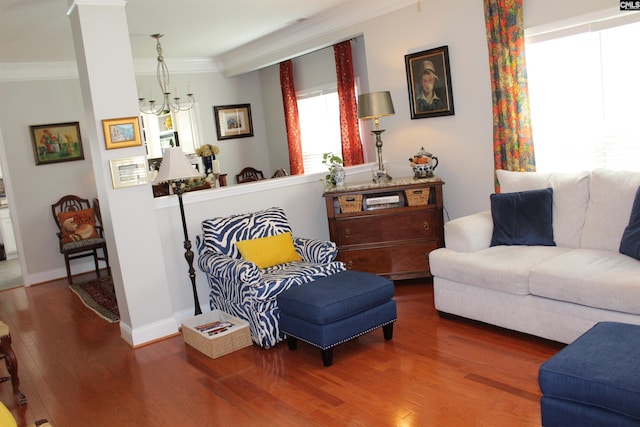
[
  {"xmin": 346, "ymin": 261, "xmax": 353, "ymax": 269},
  {"xmin": 344, "ymin": 228, "xmax": 350, "ymax": 238},
  {"xmin": 423, "ymin": 221, "xmax": 429, "ymax": 230}
]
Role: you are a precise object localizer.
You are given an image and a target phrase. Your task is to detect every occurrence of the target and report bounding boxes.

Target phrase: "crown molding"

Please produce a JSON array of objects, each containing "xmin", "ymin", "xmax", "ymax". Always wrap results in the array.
[
  {"xmin": 67, "ymin": 0, "xmax": 128, "ymax": 16},
  {"xmin": 0, "ymin": 62, "xmax": 81, "ymax": 82},
  {"xmin": 219, "ymin": 0, "xmax": 417, "ymax": 77},
  {"xmin": 132, "ymin": 57, "xmax": 222, "ymax": 76},
  {"xmin": 0, "ymin": 57, "xmax": 221, "ymax": 82}
]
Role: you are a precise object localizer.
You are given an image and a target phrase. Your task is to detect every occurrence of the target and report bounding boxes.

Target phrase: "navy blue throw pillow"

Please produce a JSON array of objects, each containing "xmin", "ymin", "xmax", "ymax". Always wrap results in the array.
[
  {"xmin": 490, "ymin": 187, "xmax": 555, "ymax": 247},
  {"xmin": 619, "ymin": 185, "xmax": 640, "ymax": 260}
]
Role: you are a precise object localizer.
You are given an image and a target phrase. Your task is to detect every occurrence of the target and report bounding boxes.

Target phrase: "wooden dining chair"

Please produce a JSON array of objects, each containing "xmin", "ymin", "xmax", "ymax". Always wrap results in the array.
[
  {"xmin": 235, "ymin": 167, "xmax": 265, "ymax": 184},
  {"xmin": 271, "ymin": 168, "xmax": 289, "ymax": 178},
  {"xmin": 0, "ymin": 321, "xmax": 26, "ymax": 405},
  {"xmin": 51, "ymin": 195, "xmax": 111, "ymax": 285}
]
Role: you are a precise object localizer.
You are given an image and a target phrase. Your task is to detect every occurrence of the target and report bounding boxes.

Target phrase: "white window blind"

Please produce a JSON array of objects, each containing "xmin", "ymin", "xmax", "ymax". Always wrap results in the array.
[
  {"xmin": 526, "ymin": 16, "xmax": 640, "ymax": 172},
  {"xmin": 296, "ymin": 87, "xmax": 342, "ymax": 174}
]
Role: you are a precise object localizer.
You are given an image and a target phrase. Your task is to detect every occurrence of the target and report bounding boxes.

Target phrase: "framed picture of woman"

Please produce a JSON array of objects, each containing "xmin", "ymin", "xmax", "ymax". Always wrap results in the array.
[{"xmin": 405, "ymin": 45, "xmax": 455, "ymax": 119}]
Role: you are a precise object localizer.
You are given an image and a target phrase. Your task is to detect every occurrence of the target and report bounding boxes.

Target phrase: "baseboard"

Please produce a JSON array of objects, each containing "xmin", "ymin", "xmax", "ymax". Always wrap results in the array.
[
  {"xmin": 119, "ymin": 317, "xmax": 180, "ymax": 347},
  {"xmin": 24, "ymin": 261, "xmax": 107, "ymax": 286}
]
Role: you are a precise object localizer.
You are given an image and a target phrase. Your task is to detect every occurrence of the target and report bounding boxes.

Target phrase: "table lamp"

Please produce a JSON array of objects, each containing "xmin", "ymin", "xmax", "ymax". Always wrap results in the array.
[{"xmin": 357, "ymin": 91, "xmax": 395, "ymax": 183}]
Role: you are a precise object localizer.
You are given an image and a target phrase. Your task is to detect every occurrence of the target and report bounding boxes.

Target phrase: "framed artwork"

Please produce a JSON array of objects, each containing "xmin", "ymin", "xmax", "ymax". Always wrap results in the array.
[
  {"xmin": 405, "ymin": 45, "xmax": 455, "ymax": 119},
  {"xmin": 109, "ymin": 156, "xmax": 149, "ymax": 189},
  {"xmin": 102, "ymin": 116, "xmax": 142, "ymax": 149},
  {"xmin": 213, "ymin": 104, "xmax": 254, "ymax": 140},
  {"xmin": 30, "ymin": 122, "xmax": 85, "ymax": 165}
]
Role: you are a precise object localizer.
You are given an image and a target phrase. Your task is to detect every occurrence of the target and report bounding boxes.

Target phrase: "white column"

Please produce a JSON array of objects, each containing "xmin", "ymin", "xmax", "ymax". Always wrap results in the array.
[{"xmin": 67, "ymin": 0, "xmax": 179, "ymax": 345}]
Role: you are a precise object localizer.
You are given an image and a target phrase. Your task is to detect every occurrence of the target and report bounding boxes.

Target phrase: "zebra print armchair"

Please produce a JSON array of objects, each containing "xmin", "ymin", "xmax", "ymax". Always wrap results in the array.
[{"xmin": 196, "ymin": 207, "xmax": 345, "ymax": 348}]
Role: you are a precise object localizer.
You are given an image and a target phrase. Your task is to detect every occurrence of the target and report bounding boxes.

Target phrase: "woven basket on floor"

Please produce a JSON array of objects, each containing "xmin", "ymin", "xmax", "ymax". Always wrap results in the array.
[{"xmin": 182, "ymin": 310, "xmax": 252, "ymax": 359}]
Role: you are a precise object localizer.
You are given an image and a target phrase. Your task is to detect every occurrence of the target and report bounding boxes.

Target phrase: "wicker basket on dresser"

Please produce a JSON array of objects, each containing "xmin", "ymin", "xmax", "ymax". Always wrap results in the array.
[{"xmin": 323, "ymin": 177, "xmax": 444, "ymax": 280}]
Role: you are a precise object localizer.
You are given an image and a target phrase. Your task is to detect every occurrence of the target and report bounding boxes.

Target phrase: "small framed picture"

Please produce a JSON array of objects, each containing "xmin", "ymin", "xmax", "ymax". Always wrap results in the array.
[
  {"xmin": 405, "ymin": 45, "xmax": 455, "ymax": 119},
  {"xmin": 30, "ymin": 122, "xmax": 85, "ymax": 165},
  {"xmin": 109, "ymin": 156, "xmax": 148, "ymax": 189},
  {"xmin": 102, "ymin": 116, "xmax": 142, "ymax": 149},
  {"xmin": 213, "ymin": 104, "xmax": 254, "ymax": 140}
]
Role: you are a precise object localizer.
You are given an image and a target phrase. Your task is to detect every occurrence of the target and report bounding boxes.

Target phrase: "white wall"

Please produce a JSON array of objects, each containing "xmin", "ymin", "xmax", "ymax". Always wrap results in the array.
[
  {"xmin": 135, "ymin": 71, "xmax": 273, "ymax": 181},
  {"xmin": 0, "ymin": 79, "xmax": 96, "ymax": 283},
  {"xmin": 359, "ymin": 1, "xmax": 495, "ymax": 220},
  {"xmin": 259, "ymin": 64, "xmax": 290, "ymax": 174}
]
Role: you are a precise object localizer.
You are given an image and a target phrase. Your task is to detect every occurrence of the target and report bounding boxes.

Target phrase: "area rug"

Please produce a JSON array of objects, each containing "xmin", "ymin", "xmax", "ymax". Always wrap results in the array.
[{"xmin": 69, "ymin": 276, "xmax": 120, "ymax": 323}]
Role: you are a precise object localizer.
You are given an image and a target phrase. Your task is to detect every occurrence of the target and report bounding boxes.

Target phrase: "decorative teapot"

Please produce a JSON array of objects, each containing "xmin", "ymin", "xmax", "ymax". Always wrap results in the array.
[{"xmin": 409, "ymin": 147, "xmax": 438, "ymax": 179}]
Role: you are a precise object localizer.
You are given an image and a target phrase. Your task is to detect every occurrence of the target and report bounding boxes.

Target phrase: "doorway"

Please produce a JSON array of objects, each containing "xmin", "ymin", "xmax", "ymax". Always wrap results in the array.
[{"xmin": 0, "ymin": 137, "xmax": 24, "ymax": 290}]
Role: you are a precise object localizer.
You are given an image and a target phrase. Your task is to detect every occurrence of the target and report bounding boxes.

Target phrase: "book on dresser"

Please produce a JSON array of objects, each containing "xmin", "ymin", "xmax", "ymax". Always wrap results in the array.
[
  {"xmin": 365, "ymin": 194, "xmax": 401, "ymax": 210},
  {"xmin": 323, "ymin": 177, "xmax": 445, "ymax": 280}
]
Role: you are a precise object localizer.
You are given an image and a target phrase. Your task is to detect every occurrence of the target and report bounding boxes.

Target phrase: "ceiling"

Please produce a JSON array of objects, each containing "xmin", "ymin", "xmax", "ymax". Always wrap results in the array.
[{"xmin": 0, "ymin": 0, "xmax": 359, "ymax": 64}]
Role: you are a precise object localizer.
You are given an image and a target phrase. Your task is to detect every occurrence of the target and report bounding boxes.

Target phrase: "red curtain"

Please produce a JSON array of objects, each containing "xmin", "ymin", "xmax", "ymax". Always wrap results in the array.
[
  {"xmin": 333, "ymin": 40, "xmax": 364, "ymax": 166},
  {"xmin": 279, "ymin": 60, "xmax": 304, "ymax": 175}
]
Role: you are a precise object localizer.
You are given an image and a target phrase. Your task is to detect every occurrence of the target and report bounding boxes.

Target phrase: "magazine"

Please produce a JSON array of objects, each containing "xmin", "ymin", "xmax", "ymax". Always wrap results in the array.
[{"xmin": 195, "ymin": 320, "xmax": 234, "ymax": 336}]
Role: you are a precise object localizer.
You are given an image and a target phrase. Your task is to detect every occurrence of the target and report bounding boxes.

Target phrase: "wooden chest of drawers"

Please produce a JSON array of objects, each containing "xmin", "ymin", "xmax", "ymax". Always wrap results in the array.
[{"xmin": 323, "ymin": 178, "xmax": 444, "ymax": 280}]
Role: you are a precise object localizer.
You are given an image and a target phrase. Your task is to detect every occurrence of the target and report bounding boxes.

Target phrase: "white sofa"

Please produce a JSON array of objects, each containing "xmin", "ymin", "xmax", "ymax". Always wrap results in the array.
[{"xmin": 429, "ymin": 168, "xmax": 640, "ymax": 344}]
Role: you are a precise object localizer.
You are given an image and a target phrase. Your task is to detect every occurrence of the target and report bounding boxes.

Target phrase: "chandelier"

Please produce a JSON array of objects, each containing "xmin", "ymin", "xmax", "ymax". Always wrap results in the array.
[{"xmin": 138, "ymin": 34, "xmax": 195, "ymax": 115}]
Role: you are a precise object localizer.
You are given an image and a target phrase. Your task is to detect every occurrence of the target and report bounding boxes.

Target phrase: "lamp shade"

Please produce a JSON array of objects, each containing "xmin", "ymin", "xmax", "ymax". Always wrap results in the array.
[
  {"xmin": 357, "ymin": 91, "xmax": 395, "ymax": 120},
  {"xmin": 153, "ymin": 147, "xmax": 202, "ymax": 183}
]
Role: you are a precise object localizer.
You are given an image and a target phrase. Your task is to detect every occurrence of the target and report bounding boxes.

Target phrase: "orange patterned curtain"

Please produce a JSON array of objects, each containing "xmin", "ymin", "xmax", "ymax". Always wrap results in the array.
[
  {"xmin": 484, "ymin": 0, "xmax": 535, "ymax": 187},
  {"xmin": 333, "ymin": 40, "xmax": 364, "ymax": 166},
  {"xmin": 279, "ymin": 60, "xmax": 304, "ymax": 175}
]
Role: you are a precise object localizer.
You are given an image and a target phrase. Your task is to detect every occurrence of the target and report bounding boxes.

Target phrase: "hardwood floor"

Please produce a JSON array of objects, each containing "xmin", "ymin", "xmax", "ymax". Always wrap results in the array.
[{"xmin": 0, "ymin": 275, "xmax": 564, "ymax": 427}]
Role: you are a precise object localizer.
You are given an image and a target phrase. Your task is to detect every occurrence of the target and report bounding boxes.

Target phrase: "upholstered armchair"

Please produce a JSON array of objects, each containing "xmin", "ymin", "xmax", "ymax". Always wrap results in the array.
[{"xmin": 196, "ymin": 207, "xmax": 345, "ymax": 348}]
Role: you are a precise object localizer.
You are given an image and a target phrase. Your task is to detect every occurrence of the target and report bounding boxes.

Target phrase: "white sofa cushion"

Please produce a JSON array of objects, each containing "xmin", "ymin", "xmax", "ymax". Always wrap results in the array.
[
  {"xmin": 429, "ymin": 245, "xmax": 570, "ymax": 295},
  {"xmin": 529, "ymin": 248, "xmax": 640, "ymax": 315},
  {"xmin": 581, "ymin": 169, "xmax": 640, "ymax": 251},
  {"xmin": 496, "ymin": 170, "xmax": 590, "ymax": 248}
]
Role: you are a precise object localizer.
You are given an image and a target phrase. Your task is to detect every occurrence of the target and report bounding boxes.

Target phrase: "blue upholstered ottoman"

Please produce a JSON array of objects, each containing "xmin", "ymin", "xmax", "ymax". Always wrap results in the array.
[
  {"xmin": 277, "ymin": 270, "xmax": 397, "ymax": 366},
  {"xmin": 539, "ymin": 322, "xmax": 640, "ymax": 427}
]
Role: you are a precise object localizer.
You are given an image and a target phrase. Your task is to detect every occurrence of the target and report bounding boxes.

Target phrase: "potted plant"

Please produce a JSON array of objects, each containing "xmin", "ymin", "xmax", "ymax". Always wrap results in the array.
[{"xmin": 322, "ymin": 152, "xmax": 345, "ymax": 187}]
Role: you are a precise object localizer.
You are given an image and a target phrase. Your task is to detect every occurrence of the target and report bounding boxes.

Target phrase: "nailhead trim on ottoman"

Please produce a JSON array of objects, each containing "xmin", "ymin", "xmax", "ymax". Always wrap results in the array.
[{"xmin": 277, "ymin": 270, "xmax": 397, "ymax": 366}]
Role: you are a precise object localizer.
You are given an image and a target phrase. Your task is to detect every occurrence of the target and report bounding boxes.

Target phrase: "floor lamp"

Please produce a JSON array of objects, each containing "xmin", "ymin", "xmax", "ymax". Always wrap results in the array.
[
  {"xmin": 153, "ymin": 147, "xmax": 203, "ymax": 315},
  {"xmin": 357, "ymin": 91, "xmax": 395, "ymax": 183}
]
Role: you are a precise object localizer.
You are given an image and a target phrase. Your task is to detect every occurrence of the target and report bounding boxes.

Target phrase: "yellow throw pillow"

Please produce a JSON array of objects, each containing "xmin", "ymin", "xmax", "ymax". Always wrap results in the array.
[
  {"xmin": 236, "ymin": 232, "xmax": 302, "ymax": 269},
  {"xmin": 0, "ymin": 400, "xmax": 17, "ymax": 427}
]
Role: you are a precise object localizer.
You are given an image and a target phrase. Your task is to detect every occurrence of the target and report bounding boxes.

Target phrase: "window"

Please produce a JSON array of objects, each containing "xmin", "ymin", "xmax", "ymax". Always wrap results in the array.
[
  {"xmin": 296, "ymin": 87, "xmax": 342, "ymax": 174},
  {"xmin": 526, "ymin": 17, "xmax": 640, "ymax": 172}
]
